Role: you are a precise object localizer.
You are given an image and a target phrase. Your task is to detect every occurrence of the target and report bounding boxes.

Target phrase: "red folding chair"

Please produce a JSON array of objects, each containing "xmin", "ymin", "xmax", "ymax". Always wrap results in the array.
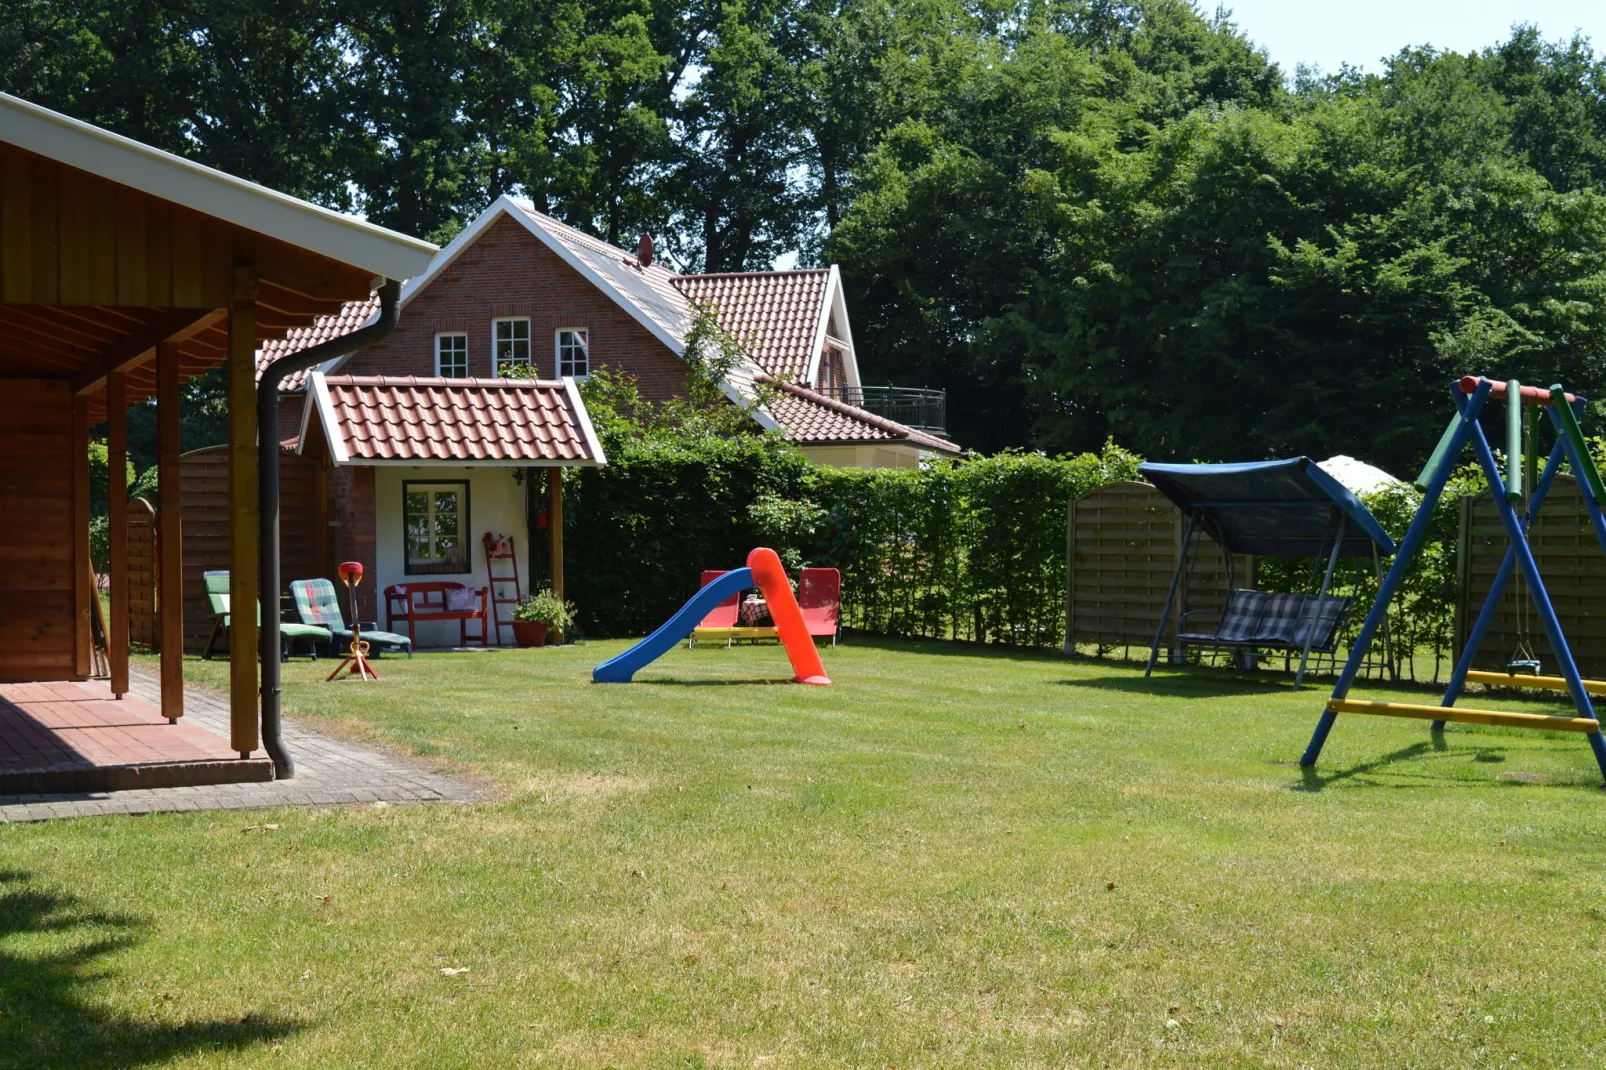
[{"xmin": 798, "ymin": 567, "xmax": 841, "ymax": 647}]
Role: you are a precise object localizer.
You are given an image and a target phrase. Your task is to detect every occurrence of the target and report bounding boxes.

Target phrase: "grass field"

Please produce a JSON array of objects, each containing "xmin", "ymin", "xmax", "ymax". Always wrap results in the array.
[{"xmin": 5, "ymin": 638, "xmax": 1606, "ymax": 1068}]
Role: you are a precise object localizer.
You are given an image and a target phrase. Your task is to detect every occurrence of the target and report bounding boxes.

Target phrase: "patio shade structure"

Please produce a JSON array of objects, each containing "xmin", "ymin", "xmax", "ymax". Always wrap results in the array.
[
  {"xmin": 1138, "ymin": 458, "xmax": 1397, "ymax": 687},
  {"xmin": 0, "ymin": 91, "xmax": 436, "ymax": 776}
]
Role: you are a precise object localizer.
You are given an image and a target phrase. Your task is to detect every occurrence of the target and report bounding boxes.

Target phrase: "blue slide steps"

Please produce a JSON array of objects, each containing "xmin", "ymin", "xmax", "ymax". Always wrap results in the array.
[{"xmin": 592, "ymin": 568, "xmax": 754, "ymax": 683}]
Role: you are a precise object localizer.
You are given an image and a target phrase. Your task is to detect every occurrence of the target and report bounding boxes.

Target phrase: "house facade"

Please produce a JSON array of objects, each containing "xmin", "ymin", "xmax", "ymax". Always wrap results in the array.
[{"xmin": 256, "ymin": 197, "xmax": 958, "ymax": 644}]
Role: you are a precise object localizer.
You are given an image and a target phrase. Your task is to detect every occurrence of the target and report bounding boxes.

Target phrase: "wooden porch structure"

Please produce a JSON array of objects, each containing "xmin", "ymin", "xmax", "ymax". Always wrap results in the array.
[{"xmin": 0, "ymin": 92, "xmax": 434, "ymax": 782}]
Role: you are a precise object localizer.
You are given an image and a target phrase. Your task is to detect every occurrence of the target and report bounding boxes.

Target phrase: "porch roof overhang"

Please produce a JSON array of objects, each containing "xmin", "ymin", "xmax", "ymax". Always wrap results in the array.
[
  {"xmin": 302, "ymin": 373, "xmax": 607, "ymax": 468},
  {"xmin": 0, "ymin": 91, "xmax": 438, "ymax": 416}
]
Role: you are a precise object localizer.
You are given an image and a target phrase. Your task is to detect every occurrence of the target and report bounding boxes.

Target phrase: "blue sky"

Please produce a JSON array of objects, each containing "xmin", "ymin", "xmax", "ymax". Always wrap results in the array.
[{"xmin": 1216, "ymin": 1, "xmax": 1604, "ymax": 75}]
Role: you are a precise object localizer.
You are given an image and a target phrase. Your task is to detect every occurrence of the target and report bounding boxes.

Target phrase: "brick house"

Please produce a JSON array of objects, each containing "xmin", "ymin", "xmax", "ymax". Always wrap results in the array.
[{"xmin": 256, "ymin": 196, "xmax": 958, "ymax": 643}]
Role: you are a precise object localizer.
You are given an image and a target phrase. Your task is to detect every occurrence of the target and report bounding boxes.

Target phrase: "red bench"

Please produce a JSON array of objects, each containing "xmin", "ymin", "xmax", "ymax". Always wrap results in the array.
[{"xmin": 383, "ymin": 582, "xmax": 491, "ymax": 647}]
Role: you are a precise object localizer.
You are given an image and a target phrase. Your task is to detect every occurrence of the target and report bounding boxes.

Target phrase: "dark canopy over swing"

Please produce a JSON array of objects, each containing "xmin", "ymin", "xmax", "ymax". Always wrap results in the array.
[{"xmin": 1138, "ymin": 458, "xmax": 1397, "ymax": 688}]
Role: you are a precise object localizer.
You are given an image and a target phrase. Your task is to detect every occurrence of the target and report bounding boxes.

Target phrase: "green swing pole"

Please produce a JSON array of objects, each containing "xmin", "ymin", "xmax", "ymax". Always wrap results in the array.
[
  {"xmin": 1506, "ymin": 380, "xmax": 1523, "ymax": 501},
  {"xmin": 1551, "ymin": 383, "xmax": 1606, "ymax": 507}
]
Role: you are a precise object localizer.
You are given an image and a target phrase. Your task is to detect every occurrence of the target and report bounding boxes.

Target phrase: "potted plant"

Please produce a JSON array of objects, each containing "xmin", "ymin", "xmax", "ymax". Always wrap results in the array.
[{"xmin": 511, "ymin": 588, "xmax": 576, "ymax": 647}]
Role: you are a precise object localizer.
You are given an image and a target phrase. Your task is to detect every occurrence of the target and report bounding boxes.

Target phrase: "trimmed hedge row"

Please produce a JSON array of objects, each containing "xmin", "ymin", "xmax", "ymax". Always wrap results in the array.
[
  {"xmin": 567, "ymin": 438, "xmax": 1144, "ymax": 644},
  {"xmin": 565, "ymin": 435, "xmax": 1480, "ymax": 677}
]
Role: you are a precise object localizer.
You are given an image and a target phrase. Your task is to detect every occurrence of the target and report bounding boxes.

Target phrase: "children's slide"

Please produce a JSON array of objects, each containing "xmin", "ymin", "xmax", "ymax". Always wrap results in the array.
[{"xmin": 592, "ymin": 548, "xmax": 831, "ymax": 685}]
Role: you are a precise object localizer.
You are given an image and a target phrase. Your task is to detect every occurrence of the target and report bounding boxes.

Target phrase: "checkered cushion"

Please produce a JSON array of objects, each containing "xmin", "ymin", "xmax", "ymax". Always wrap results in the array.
[
  {"xmin": 1180, "ymin": 589, "xmax": 1352, "ymax": 652},
  {"xmin": 291, "ymin": 579, "xmax": 347, "ymax": 629}
]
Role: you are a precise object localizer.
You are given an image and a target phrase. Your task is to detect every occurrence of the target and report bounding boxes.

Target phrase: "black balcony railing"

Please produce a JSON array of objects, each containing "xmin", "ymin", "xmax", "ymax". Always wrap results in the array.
[{"xmin": 815, "ymin": 384, "xmax": 947, "ymax": 436}]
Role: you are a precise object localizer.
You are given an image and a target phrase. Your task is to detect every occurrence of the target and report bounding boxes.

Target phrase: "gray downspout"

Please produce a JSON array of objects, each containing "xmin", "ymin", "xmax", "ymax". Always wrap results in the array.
[{"xmin": 257, "ymin": 279, "xmax": 401, "ymax": 777}]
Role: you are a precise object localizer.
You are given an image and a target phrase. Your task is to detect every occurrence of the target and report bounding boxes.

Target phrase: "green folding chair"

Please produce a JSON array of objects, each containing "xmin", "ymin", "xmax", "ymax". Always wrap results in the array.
[{"xmin": 202, "ymin": 571, "xmax": 331, "ymax": 661}]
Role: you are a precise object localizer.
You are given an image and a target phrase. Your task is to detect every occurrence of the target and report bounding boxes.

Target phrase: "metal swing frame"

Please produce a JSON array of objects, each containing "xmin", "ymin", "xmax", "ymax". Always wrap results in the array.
[{"xmin": 1302, "ymin": 377, "xmax": 1606, "ymax": 783}]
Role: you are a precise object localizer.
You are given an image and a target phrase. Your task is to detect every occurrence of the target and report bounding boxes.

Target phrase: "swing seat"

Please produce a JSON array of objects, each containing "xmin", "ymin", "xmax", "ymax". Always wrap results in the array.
[{"xmin": 1178, "ymin": 590, "xmax": 1352, "ymax": 653}]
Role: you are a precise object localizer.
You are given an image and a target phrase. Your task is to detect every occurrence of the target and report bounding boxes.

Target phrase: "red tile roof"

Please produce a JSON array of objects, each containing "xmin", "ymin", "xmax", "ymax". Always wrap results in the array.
[
  {"xmin": 762, "ymin": 378, "xmax": 961, "ymax": 454},
  {"xmin": 309, "ymin": 375, "xmax": 604, "ymax": 465},
  {"xmin": 674, "ymin": 270, "xmax": 829, "ymax": 381},
  {"xmin": 257, "ymin": 294, "xmax": 380, "ymax": 390}
]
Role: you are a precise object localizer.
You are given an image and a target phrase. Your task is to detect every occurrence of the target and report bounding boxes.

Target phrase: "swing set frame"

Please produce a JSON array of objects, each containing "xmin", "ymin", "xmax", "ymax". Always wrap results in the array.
[{"xmin": 1301, "ymin": 376, "xmax": 1606, "ymax": 782}]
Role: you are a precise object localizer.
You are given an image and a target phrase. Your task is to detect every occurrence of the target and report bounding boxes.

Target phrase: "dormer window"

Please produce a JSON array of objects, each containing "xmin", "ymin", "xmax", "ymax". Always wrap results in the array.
[
  {"xmin": 493, "ymin": 317, "xmax": 531, "ymax": 375},
  {"xmin": 557, "ymin": 328, "xmax": 589, "ymax": 379}
]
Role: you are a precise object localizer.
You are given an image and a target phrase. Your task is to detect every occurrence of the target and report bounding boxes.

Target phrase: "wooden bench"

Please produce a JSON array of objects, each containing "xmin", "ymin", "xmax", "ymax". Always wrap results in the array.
[{"xmin": 383, "ymin": 582, "xmax": 491, "ymax": 647}]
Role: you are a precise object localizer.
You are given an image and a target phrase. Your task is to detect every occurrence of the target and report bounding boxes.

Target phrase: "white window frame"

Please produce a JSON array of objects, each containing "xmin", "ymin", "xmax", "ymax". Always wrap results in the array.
[
  {"xmin": 492, "ymin": 316, "xmax": 532, "ymax": 375},
  {"xmin": 434, "ymin": 332, "xmax": 468, "ymax": 378},
  {"xmin": 402, "ymin": 481, "xmax": 470, "ymax": 575},
  {"xmin": 556, "ymin": 327, "xmax": 590, "ymax": 379}
]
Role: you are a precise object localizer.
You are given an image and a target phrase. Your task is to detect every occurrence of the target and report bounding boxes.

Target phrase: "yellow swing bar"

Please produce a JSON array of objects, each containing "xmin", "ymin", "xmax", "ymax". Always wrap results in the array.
[
  {"xmin": 1464, "ymin": 670, "xmax": 1606, "ymax": 696},
  {"xmin": 1325, "ymin": 698, "xmax": 1602, "ymax": 734}
]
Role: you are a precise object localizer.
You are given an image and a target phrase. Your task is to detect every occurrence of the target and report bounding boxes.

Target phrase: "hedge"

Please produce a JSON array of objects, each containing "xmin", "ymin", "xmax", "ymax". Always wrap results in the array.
[
  {"xmin": 567, "ymin": 438, "xmax": 1144, "ymax": 644},
  {"xmin": 564, "ymin": 427, "xmax": 1593, "ymax": 686}
]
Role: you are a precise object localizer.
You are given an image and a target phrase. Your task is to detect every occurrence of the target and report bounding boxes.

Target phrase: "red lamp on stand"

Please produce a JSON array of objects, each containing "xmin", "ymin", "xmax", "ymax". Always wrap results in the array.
[{"xmin": 327, "ymin": 560, "xmax": 380, "ymax": 681}]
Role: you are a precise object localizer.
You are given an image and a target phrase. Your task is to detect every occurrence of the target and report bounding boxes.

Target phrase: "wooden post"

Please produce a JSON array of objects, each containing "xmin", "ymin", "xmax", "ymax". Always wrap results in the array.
[
  {"xmin": 228, "ymin": 268, "xmax": 260, "ymax": 755},
  {"xmin": 107, "ymin": 371, "xmax": 129, "ymax": 696},
  {"xmin": 157, "ymin": 342, "xmax": 184, "ymax": 721},
  {"xmin": 72, "ymin": 395, "xmax": 91, "ymax": 678},
  {"xmin": 547, "ymin": 467, "xmax": 564, "ymax": 642}
]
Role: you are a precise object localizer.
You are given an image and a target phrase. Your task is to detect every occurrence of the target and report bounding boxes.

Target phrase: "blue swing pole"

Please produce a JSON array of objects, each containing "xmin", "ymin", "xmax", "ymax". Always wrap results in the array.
[
  {"xmin": 1463, "ymin": 413, "xmax": 1606, "ymax": 780},
  {"xmin": 1434, "ymin": 432, "xmax": 1569, "ymax": 725},
  {"xmin": 1300, "ymin": 379, "xmax": 1492, "ymax": 768},
  {"xmin": 1146, "ymin": 514, "xmax": 1196, "ymax": 677}
]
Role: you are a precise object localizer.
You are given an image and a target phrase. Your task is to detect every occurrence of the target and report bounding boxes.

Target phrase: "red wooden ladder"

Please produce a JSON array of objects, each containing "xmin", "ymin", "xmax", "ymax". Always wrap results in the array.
[{"xmin": 482, "ymin": 533, "xmax": 522, "ymax": 647}]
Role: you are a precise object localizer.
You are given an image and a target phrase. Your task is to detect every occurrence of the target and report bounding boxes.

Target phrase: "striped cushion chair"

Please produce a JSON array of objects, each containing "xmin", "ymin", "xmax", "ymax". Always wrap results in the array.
[{"xmin": 290, "ymin": 578, "xmax": 413, "ymax": 659}]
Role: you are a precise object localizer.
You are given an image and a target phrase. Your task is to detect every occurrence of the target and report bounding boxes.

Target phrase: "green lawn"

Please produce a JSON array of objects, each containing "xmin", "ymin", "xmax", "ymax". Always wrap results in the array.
[{"xmin": 6, "ymin": 639, "xmax": 1606, "ymax": 1067}]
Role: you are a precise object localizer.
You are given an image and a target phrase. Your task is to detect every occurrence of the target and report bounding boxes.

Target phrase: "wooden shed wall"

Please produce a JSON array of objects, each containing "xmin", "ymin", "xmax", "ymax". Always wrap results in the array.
[
  {"xmin": 180, "ymin": 445, "xmax": 327, "ymax": 653},
  {"xmin": 127, "ymin": 497, "xmax": 157, "ymax": 648},
  {"xmin": 0, "ymin": 380, "xmax": 76, "ymax": 680},
  {"xmin": 1065, "ymin": 481, "xmax": 1253, "ymax": 653},
  {"xmin": 1457, "ymin": 478, "xmax": 1606, "ymax": 677}
]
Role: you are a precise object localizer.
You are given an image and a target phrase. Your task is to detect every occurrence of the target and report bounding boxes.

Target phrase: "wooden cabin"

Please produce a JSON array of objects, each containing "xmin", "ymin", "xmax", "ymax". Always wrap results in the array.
[{"xmin": 0, "ymin": 92, "xmax": 435, "ymax": 763}]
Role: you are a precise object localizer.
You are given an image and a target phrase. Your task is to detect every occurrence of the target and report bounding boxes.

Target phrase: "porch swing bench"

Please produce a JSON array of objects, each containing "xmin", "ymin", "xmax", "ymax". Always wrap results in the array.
[
  {"xmin": 1139, "ymin": 457, "xmax": 1397, "ymax": 689},
  {"xmin": 1177, "ymin": 589, "xmax": 1353, "ymax": 656}
]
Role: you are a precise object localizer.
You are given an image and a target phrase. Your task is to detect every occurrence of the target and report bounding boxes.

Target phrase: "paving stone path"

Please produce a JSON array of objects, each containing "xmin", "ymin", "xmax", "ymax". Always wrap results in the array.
[{"xmin": 0, "ymin": 669, "xmax": 479, "ymax": 822}]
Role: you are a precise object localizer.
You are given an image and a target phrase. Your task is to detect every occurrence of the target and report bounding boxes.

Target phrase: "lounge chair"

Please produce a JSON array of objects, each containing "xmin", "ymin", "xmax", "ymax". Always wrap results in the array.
[
  {"xmin": 290, "ymin": 578, "xmax": 414, "ymax": 659},
  {"xmin": 201, "ymin": 570, "xmax": 332, "ymax": 661}
]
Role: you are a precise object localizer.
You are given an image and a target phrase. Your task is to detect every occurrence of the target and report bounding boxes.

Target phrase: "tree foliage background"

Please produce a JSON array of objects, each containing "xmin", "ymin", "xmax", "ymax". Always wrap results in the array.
[{"xmin": 6, "ymin": 1, "xmax": 1606, "ymax": 471}]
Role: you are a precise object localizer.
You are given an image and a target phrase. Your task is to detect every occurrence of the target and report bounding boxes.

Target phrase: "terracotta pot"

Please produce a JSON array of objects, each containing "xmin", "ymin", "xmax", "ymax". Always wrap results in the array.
[{"xmin": 511, "ymin": 621, "xmax": 548, "ymax": 647}]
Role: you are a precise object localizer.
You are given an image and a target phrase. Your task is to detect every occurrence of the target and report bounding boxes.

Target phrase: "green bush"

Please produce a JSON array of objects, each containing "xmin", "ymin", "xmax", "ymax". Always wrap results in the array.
[{"xmin": 569, "ymin": 438, "xmax": 1143, "ymax": 645}]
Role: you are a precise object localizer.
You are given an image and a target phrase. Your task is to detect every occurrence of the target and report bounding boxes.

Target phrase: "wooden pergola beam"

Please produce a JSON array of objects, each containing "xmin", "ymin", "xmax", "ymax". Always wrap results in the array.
[
  {"xmin": 548, "ymin": 469, "xmax": 565, "ymax": 643},
  {"xmin": 107, "ymin": 370, "xmax": 129, "ymax": 697},
  {"xmin": 228, "ymin": 266, "xmax": 260, "ymax": 756},
  {"xmin": 157, "ymin": 342, "xmax": 184, "ymax": 721},
  {"xmin": 72, "ymin": 307, "xmax": 224, "ymax": 396}
]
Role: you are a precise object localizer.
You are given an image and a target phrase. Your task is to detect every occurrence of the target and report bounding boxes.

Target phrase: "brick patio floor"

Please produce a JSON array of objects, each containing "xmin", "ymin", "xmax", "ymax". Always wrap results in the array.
[{"xmin": 0, "ymin": 668, "xmax": 479, "ymax": 822}]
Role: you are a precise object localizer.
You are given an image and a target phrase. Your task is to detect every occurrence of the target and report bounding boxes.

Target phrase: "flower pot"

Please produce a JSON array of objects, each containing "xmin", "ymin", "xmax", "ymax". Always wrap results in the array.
[{"xmin": 511, "ymin": 621, "xmax": 548, "ymax": 647}]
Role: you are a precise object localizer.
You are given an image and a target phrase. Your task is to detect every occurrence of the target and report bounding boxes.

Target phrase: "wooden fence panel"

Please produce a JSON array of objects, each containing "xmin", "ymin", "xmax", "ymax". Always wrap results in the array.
[
  {"xmin": 180, "ymin": 445, "xmax": 325, "ymax": 653},
  {"xmin": 127, "ymin": 497, "xmax": 156, "ymax": 648},
  {"xmin": 1065, "ymin": 481, "xmax": 1253, "ymax": 654},
  {"xmin": 1458, "ymin": 477, "xmax": 1606, "ymax": 677}
]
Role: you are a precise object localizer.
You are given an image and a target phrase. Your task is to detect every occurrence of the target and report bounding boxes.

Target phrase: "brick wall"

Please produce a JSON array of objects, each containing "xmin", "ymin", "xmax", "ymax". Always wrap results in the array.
[
  {"xmin": 341, "ymin": 213, "xmax": 691, "ymax": 401},
  {"xmin": 277, "ymin": 394, "xmax": 304, "ymax": 448}
]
